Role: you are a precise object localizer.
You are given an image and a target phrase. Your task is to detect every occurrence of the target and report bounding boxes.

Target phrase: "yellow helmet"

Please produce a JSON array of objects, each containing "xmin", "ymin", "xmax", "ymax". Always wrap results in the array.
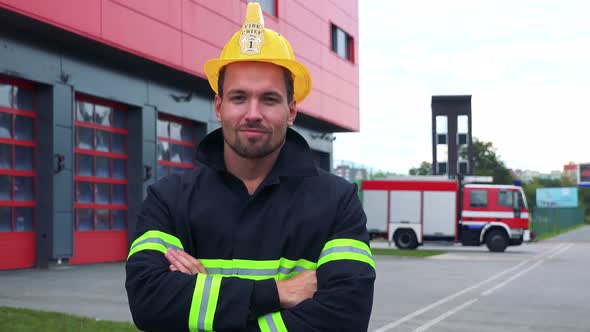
[{"xmin": 203, "ymin": 2, "xmax": 312, "ymax": 104}]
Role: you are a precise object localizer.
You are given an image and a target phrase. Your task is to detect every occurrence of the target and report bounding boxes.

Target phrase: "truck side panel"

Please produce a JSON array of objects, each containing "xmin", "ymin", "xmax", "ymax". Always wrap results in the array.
[
  {"xmin": 363, "ymin": 190, "xmax": 388, "ymax": 234},
  {"xmin": 389, "ymin": 191, "xmax": 421, "ymax": 225},
  {"xmin": 423, "ymin": 191, "xmax": 457, "ymax": 238},
  {"xmin": 388, "ymin": 190, "xmax": 423, "ymax": 244}
]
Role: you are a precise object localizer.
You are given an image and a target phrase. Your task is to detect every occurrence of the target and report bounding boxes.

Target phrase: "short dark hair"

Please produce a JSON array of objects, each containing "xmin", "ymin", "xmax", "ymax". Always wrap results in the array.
[{"xmin": 217, "ymin": 64, "xmax": 295, "ymax": 104}]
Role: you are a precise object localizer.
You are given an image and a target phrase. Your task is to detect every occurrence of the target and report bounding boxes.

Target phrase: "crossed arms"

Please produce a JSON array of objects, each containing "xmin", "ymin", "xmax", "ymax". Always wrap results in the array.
[{"xmin": 166, "ymin": 249, "xmax": 318, "ymax": 309}]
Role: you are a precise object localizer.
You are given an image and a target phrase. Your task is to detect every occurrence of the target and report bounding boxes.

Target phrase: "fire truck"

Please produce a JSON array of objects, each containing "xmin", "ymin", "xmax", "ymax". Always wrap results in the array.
[{"xmin": 361, "ymin": 176, "xmax": 530, "ymax": 252}]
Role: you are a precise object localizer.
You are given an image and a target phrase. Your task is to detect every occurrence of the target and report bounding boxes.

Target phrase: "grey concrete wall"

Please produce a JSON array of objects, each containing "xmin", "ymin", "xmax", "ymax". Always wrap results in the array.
[
  {"xmin": 51, "ymin": 85, "xmax": 75, "ymax": 259},
  {"xmin": 35, "ymin": 84, "xmax": 53, "ymax": 268}
]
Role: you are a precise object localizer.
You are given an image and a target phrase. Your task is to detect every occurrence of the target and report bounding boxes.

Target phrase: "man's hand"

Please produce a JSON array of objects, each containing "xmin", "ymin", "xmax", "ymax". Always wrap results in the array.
[
  {"xmin": 165, "ymin": 249, "xmax": 207, "ymax": 275},
  {"xmin": 276, "ymin": 270, "xmax": 317, "ymax": 308}
]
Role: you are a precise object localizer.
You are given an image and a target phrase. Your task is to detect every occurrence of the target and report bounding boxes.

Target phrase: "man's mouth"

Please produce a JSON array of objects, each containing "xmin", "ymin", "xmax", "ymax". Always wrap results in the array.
[{"xmin": 238, "ymin": 126, "xmax": 271, "ymax": 134}]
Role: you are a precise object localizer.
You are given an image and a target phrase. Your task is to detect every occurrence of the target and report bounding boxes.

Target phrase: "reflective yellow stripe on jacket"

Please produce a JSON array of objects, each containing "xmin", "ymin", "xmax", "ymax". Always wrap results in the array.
[
  {"xmin": 127, "ymin": 230, "xmax": 184, "ymax": 259},
  {"xmin": 200, "ymin": 258, "xmax": 316, "ymax": 281},
  {"xmin": 127, "ymin": 231, "xmax": 221, "ymax": 332},
  {"xmin": 189, "ymin": 274, "xmax": 222, "ymax": 332},
  {"xmin": 258, "ymin": 311, "xmax": 288, "ymax": 332},
  {"xmin": 318, "ymin": 238, "xmax": 375, "ymax": 269}
]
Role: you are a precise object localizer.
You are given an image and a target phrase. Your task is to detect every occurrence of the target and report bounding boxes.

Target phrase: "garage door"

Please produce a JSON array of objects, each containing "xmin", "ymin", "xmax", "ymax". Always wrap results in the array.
[
  {"xmin": 156, "ymin": 114, "xmax": 196, "ymax": 180},
  {"xmin": 0, "ymin": 77, "xmax": 36, "ymax": 270},
  {"xmin": 70, "ymin": 94, "xmax": 128, "ymax": 264}
]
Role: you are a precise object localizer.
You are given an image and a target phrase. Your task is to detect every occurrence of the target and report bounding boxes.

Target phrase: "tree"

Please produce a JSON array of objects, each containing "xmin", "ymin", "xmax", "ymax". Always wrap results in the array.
[
  {"xmin": 460, "ymin": 138, "xmax": 514, "ymax": 184},
  {"xmin": 409, "ymin": 138, "xmax": 513, "ymax": 184},
  {"xmin": 369, "ymin": 170, "xmax": 399, "ymax": 179},
  {"xmin": 409, "ymin": 161, "xmax": 432, "ymax": 175}
]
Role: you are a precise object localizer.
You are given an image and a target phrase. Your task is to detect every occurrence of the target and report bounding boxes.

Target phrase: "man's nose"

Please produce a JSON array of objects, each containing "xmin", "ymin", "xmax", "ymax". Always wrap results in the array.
[{"xmin": 244, "ymin": 99, "xmax": 263, "ymax": 121}]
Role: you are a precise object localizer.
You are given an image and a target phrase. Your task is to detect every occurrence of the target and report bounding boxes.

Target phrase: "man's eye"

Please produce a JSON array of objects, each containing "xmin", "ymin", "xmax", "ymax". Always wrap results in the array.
[
  {"xmin": 230, "ymin": 95, "xmax": 246, "ymax": 103},
  {"xmin": 263, "ymin": 97, "xmax": 279, "ymax": 105}
]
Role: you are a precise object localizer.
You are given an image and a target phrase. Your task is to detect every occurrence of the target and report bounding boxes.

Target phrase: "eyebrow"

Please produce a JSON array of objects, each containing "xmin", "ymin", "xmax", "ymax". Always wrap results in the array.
[
  {"xmin": 261, "ymin": 91, "xmax": 283, "ymax": 100},
  {"xmin": 227, "ymin": 89, "xmax": 247, "ymax": 95},
  {"xmin": 226, "ymin": 89, "xmax": 285, "ymax": 100}
]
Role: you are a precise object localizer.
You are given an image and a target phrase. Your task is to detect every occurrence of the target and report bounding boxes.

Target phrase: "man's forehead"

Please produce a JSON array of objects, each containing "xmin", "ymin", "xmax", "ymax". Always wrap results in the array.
[
  {"xmin": 224, "ymin": 61, "xmax": 286, "ymax": 76},
  {"xmin": 223, "ymin": 62, "xmax": 288, "ymax": 94}
]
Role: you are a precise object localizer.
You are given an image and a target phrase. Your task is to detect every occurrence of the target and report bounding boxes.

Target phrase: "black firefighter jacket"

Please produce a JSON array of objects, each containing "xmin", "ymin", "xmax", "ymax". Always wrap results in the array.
[{"xmin": 125, "ymin": 128, "xmax": 376, "ymax": 332}]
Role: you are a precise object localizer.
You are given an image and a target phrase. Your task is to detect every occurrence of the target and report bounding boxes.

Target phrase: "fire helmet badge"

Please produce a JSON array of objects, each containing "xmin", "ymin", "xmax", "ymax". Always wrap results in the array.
[{"xmin": 239, "ymin": 21, "xmax": 265, "ymax": 55}]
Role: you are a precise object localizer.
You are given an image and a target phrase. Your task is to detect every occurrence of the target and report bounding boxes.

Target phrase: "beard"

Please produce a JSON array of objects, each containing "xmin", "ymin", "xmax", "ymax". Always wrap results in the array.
[{"xmin": 224, "ymin": 124, "xmax": 285, "ymax": 159}]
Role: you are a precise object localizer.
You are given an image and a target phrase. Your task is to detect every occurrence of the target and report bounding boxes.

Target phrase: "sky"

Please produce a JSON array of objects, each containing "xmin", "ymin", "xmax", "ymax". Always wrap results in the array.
[{"xmin": 333, "ymin": 0, "xmax": 590, "ymax": 175}]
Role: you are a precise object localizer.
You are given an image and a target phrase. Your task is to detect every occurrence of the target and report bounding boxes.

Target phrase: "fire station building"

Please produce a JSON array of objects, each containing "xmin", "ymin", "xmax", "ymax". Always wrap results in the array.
[{"xmin": 0, "ymin": 1, "xmax": 359, "ymax": 270}]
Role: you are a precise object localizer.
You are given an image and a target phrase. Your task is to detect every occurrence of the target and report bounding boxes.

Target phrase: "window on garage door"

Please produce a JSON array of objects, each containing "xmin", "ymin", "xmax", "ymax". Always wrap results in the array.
[
  {"xmin": 74, "ymin": 95, "xmax": 128, "ymax": 231},
  {"xmin": 156, "ymin": 114, "xmax": 196, "ymax": 180},
  {"xmin": 0, "ymin": 79, "xmax": 36, "ymax": 233}
]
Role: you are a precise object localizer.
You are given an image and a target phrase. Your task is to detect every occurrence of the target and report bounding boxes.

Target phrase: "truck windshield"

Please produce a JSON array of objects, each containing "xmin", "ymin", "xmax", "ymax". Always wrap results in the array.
[
  {"xmin": 498, "ymin": 190, "xmax": 514, "ymax": 208},
  {"xmin": 470, "ymin": 190, "xmax": 488, "ymax": 208},
  {"xmin": 516, "ymin": 190, "xmax": 528, "ymax": 209},
  {"xmin": 500, "ymin": 189, "xmax": 528, "ymax": 210}
]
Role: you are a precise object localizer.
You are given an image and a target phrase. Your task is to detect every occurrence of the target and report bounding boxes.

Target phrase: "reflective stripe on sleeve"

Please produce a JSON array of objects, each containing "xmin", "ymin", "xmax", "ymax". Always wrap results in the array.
[
  {"xmin": 127, "ymin": 230, "xmax": 184, "ymax": 259},
  {"xmin": 258, "ymin": 311, "xmax": 288, "ymax": 332},
  {"xmin": 199, "ymin": 258, "xmax": 316, "ymax": 281},
  {"xmin": 189, "ymin": 274, "xmax": 222, "ymax": 332},
  {"xmin": 317, "ymin": 238, "xmax": 375, "ymax": 269}
]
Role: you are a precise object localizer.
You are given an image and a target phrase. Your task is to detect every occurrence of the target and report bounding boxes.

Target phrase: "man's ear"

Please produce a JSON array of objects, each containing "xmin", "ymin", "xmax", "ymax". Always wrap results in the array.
[
  {"xmin": 287, "ymin": 100, "xmax": 297, "ymax": 126},
  {"xmin": 214, "ymin": 95, "xmax": 222, "ymax": 122}
]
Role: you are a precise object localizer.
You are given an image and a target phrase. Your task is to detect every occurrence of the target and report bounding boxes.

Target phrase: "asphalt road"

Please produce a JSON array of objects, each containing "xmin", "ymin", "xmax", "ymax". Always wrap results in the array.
[
  {"xmin": 0, "ymin": 226, "xmax": 588, "ymax": 331},
  {"xmin": 369, "ymin": 225, "xmax": 590, "ymax": 332}
]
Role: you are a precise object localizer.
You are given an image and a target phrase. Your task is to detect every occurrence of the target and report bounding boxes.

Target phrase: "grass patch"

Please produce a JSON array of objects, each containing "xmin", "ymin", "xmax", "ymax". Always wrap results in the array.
[
  {"xmin": 371, "ymin": 248, "xmax": 446, "ymax": 257},
  {"xmin": 534, "ymin": 223, "xmax": 586, "ymax": 242},
  {"xmin": 0, "ymin": 307, "xmax": 139, "ymax": 332}
]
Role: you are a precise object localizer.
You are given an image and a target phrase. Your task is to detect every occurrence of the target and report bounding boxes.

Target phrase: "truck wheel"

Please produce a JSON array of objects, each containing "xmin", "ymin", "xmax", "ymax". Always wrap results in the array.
[
  {"xmin": 394, "ymin": 229, "xmax": 418, "ymax": 250},
  {"xmin": 486, "ymin": 230, "xmax": 508, "ymax": 252}
]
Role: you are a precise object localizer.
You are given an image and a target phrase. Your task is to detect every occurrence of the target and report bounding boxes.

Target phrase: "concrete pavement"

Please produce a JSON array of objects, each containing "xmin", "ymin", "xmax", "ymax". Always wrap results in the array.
[{"xmin": 0, "ymin": 262, "xmax": 132, "ymax": 322}]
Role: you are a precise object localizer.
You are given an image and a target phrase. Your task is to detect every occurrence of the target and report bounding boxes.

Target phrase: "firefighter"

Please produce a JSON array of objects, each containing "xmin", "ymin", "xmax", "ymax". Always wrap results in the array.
[{"xmin": 125, "ymin": 3, "xmax": 375, "ymax": 331}]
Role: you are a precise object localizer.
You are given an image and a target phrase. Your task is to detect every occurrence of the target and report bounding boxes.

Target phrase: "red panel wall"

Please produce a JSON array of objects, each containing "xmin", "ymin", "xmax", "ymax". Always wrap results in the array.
[
  {"xmin": 69, "ymin": 231, "xmax": 128, "ymax": 264},
  {"xmin": 0, "ymin": 233, "xmax": 35, "ymax": 270},
  {"xmin": 0, "ymin": 0, "xmax": 360, "ymax": 131}
]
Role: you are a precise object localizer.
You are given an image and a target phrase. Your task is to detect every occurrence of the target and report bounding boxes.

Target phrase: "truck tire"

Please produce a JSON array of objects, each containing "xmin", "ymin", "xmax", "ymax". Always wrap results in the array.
[
  {"xmin": 486, "ymin": 230, "xmax": 508, "ymax": 252},
  {"xmin": 394, "ymin": 229, "xmax": 418, "ymax": 250}
]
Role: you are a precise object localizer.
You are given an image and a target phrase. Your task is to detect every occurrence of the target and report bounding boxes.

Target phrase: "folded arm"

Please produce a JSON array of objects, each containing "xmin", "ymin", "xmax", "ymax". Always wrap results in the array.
[{"xmin": 125, "ymin": 178, "xmax": 280, "ymax": 332}]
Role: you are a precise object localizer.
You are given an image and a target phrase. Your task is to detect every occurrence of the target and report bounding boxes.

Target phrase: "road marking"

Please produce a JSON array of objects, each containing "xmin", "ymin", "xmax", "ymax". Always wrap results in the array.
[
  {"xmin": 373, "ymin": 259, "xmax": 528, "ymax": 332},
  {"xmin": 547, "ymin": 244, "xmax": 573, "ymax": 259},
  {"xmin": 481, "ymin": 259, "xmax": 545, "ymax": 296},
  {"xmin": 481, "ymin": 244, "xmax": 573, "ymax": 296},
  {"xmin": 373, "ymin": 244, "xmax": 567, "ymax": 332},
  {"xmin": 410, "ymin": 299, "xmax": 479, "ymax": 332},
  {"xmin": 533, "ymin": 243, "xmax": 566, "ymax": 259}
]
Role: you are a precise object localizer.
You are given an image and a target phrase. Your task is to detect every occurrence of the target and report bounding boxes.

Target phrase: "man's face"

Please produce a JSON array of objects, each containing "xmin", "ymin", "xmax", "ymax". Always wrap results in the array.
[{"xmin": 214, "ymin": 61, "xmax": 297, "ymax": 159}]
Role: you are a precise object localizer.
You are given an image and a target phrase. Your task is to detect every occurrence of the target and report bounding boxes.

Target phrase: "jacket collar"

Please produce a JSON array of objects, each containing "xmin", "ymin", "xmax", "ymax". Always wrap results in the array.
[{"xmin": 196, "ymin": 127, "xmax": 318, "ymax": 178}]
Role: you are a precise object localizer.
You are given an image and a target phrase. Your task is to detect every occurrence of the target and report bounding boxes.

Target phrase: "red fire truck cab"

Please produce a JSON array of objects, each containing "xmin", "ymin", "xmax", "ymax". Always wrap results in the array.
[{"xmin": 361, "ymin": 177, "xmax": 529, "ymax": 252}]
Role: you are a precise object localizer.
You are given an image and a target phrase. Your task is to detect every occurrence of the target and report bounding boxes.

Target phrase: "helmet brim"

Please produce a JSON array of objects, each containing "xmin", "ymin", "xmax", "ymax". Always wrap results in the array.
[{"xmin": 203, "ymin": 58, "xmax": 312, "ymax": 104}]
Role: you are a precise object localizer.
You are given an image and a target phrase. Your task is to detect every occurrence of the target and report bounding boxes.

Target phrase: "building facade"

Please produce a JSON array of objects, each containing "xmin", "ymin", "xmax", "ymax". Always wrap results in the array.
[
  {"xmin": 333, "ymin": 165, "xmax": 367, "ymax": 183},
  {"xmin": 0, "ymin": 0, "xmax": 359, "ymax": 269},
  {"xmin": 563, "ymin": 163, "xmax": 577, "ymax": 183}
]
